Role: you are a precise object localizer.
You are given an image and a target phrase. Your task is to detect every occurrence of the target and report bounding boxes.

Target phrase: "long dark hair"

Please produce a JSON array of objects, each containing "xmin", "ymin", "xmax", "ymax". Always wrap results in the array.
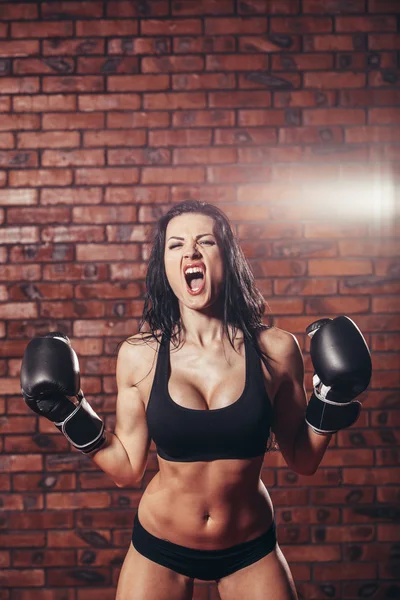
[{"xmin": 138, "ymin": 200, "xmax": 273, "ymax": 371}]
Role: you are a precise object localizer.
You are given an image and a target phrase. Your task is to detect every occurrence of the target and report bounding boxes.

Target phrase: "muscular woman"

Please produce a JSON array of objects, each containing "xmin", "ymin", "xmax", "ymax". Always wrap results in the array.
[{"xmin": 21, "ymin": 200, "xmax": 372, "ymax": 600}]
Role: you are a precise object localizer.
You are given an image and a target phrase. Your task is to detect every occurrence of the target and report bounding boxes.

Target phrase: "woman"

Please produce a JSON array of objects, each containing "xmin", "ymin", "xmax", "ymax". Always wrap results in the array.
[
  {"xmin": 21, "ymin": 200, "xmax": 352, "ymax": 599},
  {"xmin": 109, "ymin": 199, "xmax": 333, "ymax": 600}
]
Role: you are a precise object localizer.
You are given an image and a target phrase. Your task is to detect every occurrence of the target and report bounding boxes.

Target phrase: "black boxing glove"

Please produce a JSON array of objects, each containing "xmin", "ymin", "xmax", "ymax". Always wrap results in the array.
[
  {"xmin": 20, "ymin": 332, "xmax": 106, "ymax": 454},
  {"xmin": 305, "ymin": 316, "xmax": 372, "ymax": 435}
]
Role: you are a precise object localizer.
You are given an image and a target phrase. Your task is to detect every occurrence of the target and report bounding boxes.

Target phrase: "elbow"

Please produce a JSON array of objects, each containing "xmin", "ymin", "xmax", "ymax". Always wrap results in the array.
[{"xmin": 293, "ymin": 464, "xmax": 318, "ymax": 476}]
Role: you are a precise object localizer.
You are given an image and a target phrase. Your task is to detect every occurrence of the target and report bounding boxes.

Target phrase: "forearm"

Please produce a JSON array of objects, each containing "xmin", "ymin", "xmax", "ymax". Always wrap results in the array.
[
  {"xmin": 88, "ymin": 430, "xmax": 139, "ymax": 488},
  {"xmin": 292, "ymin": 419, "xmax": 332, "ymax": 476}
]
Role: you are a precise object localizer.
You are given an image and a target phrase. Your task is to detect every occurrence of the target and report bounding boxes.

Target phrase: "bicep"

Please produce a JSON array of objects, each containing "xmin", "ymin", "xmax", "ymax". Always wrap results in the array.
[
  {"xmin": 114, "ymin": 341, "xmax": 152, "ymax": 480},
  {"xmin": 271, "ymin": 334, "xmax": 307, "ymax": 470}
]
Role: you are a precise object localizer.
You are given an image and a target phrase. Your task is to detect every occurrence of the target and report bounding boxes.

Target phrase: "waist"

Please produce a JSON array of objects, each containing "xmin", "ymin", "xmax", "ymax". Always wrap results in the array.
[{"xmin": 138, "ymin": 470, "xmax": 274, "ymax": 549}]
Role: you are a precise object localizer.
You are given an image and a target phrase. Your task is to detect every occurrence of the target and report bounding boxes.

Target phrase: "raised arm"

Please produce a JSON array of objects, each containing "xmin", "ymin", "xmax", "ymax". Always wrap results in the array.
[
  {"xmin": 91, "ymin": 337, "xmax": 153, "ymax": 487},
  {"xmin": 261, "ymin": 328, "xmax": 331, "ymax": 476}
]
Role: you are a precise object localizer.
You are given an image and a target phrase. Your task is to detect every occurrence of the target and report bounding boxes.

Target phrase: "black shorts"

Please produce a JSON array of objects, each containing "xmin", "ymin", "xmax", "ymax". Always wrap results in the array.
[{"xmin": 131, "ymin": 512, "xmax": 277, "ymax": 581}]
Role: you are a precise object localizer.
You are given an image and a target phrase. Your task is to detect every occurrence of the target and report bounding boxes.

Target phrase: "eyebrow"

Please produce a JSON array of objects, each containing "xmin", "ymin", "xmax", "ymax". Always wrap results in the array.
[{"xmin": 167, "ymin": 233, "xmax": 214, "ymax": 242}]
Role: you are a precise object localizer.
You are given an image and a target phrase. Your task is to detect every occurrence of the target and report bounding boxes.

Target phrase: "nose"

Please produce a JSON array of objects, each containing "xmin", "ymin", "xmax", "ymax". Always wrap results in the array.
[{"xmin": 183, "ymin": 241, "xmax": 201, "ymax": 259}]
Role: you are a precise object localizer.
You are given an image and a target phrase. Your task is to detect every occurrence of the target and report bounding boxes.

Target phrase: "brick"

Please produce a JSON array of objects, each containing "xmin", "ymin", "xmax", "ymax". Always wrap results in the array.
[
  {"xmin": 106, "ymin": 225, "xmax": 152, "ymax": 243},
  {"xmin": 205, "ymin": 17, "xmax": 266, "ymax": 35},
  {"xmin": 208, "ymin": 164, "xmax": 271, "ymax": 183},
  {"xmin": 142, "ymin": 166, "xmax": 205, "ymax": 184},
  {"xmin": 339, "ymin": 239, "xmax": 400, "ymax": 257},
  {"xmin": 43, "ymin": 38, "xmax": 105, "ymax": 56},
  {"xmin": 0, "ymin": 100, "xmax": 11, "ymax": 114},
  {"xmin": 13, "ymin": 94, "xmax": 77, "ymax": 113},
  {"xmin": 141, "ymin": 19, "xmax": 202, "ymax": 35},
  {"xmin": 107, "ymin": 111, "xmax": 170, "ymax": 128},
  {"xmin": 0, "ymin": 77, "xmax": 39, "ymax": 95},
  {"xmin": 239, "ymin": 35, "xmax": 302, "ymax": 53},
  {"xmin": 83, "ymin": 130, "xmax": 146, "ymax": 147},
  {"xmin": 172, "ymin": 109, "xmax": 235, "ymax": 127},
  {"xmin": 75, "ymin": 168, "xmax": 139, "ymax": 185},
  {"xmin": 304, "ymin": 34, "xmax": 357, "ymax": 51},
  {"xmin": 238, "ymin": 109, "xmax": 287, "ymax": 126},
  {"xmin": 173, "ymin": 35, "xmax": 236, "ymax": 54},
  {"xmin": 41, "ymin": 1, "xmax": 104, "ymax": 18},
  {"xmin": 207, "ymin": 54, "xmax": 269, "ymax": 72},
  {"xmin": 40, "ymin": 301, "xmax": 106, "ymax": 319},
  {"xmin": 41, "ymin": 226, "xmax": 104, "ymax": 244},
  {"xmin": 13, "ymin": 549, "xmax": 76, "ymax": 568},
  {"xmin": 43, "ymin": 264, "xmax": 108, "ymax": 282},
  {"xmin": 336, "ymin": 15, "xmax": 397, "ymax": 32},
  {"xmin": 0, "ymin": 41, "xmax": 39, "ymax": 57},
  {"xmin": 149, "ymin": 128, "xmax": 212, "ymax": 146},
  {"xmin": 369, "ymin": 70, "xmax": 400, "ymax": 87},
  {"xmin": 107, "ymin": 148, "xmax": 170, "ymax": 166},
  {"xmin": 41, "ymin": 188, "xmax": 102, "ymax": 206},
  {"xmin": 43, "ymin": 76, "xmax": 104, "ymax": 93},
  {"xmin": 9, "ymin": 169, "xmax": 73, "ymax": 187},
  {"xmin": 306, "ymin": 296, "xmax": 370, "ymax": 314},
  {"xmin": 0, "ymin": 569, "xmax": 44, "ymax": 587},
  {"xmin": 271, "ymin": 16, "xmax": 332, "ymax": 33},
  {"xmin": 107, "ymin": 74, "xmax": 169, "ymax": 92},
  {"xmin": 171, "ymin": 185, "xmax": 235, "ymax": 204},
  {"xmin": 42, "ymin": 150, "xmax": 105, "ymax": 168},
  {"xmin": 345, "ymin": 125, "xmax": 400, "ymax": 143},
  {"xmin": 309, "ymin": 259, "xmax": 373, "ymax": 276},
  {"xmin": 107, "ymin": 1, "xmax": 169, "ymax": 17},
  {"xmin": 274, "ymin": 278, "xmax": 337, "ymax": 295},
  {"xmin": 340, "ymin": 89, "xmax": 400, "ymax": 106},
  {"xmin": 78, "ymin": 94, "xmax": 140, "ymax": 112},
  {"xmin": 369, "ymin": 34, "xmax": 400, "ymax": 50},
  {"xmin": 209, "ymin": 91, "xmax": 272, "ymax": 108},
  {"xmin": 370, "ymin": 108, "xmax": 400, "ymax": 124},
  {"xmin": 304, "ymin": 108, "xmax": 366, "ymax": 125},
  {"xmin": 142, "ymin": 55, "xmax": 204, "ymax": 73},
  {"xmin": 0, "ymin": 264, "xmax": 40, "ymax": 283},
  {"xmin": 304, "ymin": 71, "xmax": 366, "ymax": 89},
  {"xmin": 77, "ymin": 56, "xmax": 139, "ymax": 74},
  {"xmin": 279, "ymin": 126, "xmax": 344, "ymax": 144},
  {"xmin": 173, "ymin": 147, "xmax": 236, "ymax": 165},
  {"xmin": 239, "ymin": 71, "xmax": 301, "ymax": 90},
  {"xmin": 108, "ymin": 36, "xmax": 170, "ymax": 55},
  {"xmin": 238, "ymin": 146, "xmax": 304, "ymax": 163},
  {"xmin": 109, "ymin": 263, "xmax": 147, "ymax": 280},
  {"xmin": 105, "ymin": 186, "xmax": 169, "ymax": 204},
  {"xmin": 73, "ymin": 318, "xmax": 139, "ymax": 337},
  {"xmin": 7, "ymin": 207, "xmax": 70, "ymax": 225},
  {"xmin": 76, "ymin": 19, "xmax": 138, "ymax": 37},
  {"xmin": 369, "ymin": 0, "xmax": 400, "ymax": 11},
  {"xmin": 9, "ymin": 243, "xmax": 73, "ymax": 264},
  {"xmin": 239, "ymin": 0, "xmax": 300, "ymax": 14},
  {"xmin": 303, "ymin": 0, "xmax": 365, "ymax": 12},
  {"xmin": 46, "ymin": 492, "xmax": 111, "ymax": 510},
  {"xmin": 173, "ymin": 72, "xmax": 236, "ymax": 91},
  {"xmin": 42, "ymin": 113, "xmax": 104, "ymax": 130},
  {"xmin": 0, "ymin": 150, "xmax": 38, "ymax": 168},
  {"xmin": 0, "ymin": 3, "xmax": 38, "ymax": 19},
  {"xmin": 272, "ymin": 54, "xmax": 334, "ymax": 71},
  {"xmin": 12, "ymin": 22, "xmax": 73, "ymax": 38},
  {"xmin": 0, "ymin": 454, "xmax": 42, "ymax": 472},
  {"xmin": 18, "ymin": 131, "xmax": 79, "ymax": 149},
  {"xmin": 144, "ymin": 92, "xmax": 207, "ymax": 110},
  {"xmin": 172, "ymin": 0, "xmax": 234, "ymax": 15},
  {"xmin": 315, "ymin": 562, "xmax": 377, "ymax": 581},
  {"xmin": 0, "ymin": 114, "xmax": 39, "ymax": 131},
  {"xmin": 76, "ymin": 244, "xmax": 140, "ymax": 262},
  {"xmin": 13, "ymin": 58, "xmax": 75, "ymax": 75},
  {"xmin": 73, "ymin": 206, "xmax": 137, "ymax": 224}
]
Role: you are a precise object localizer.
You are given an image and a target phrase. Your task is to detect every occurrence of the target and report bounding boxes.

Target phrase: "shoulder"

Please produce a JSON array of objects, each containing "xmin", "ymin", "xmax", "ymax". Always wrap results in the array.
[
  {"xmin": 117, "ymin": 331, "xmax": 162, "ymax": 388},
  {"xmin": 256, "ymin": 326, "xmax": 303, "ymax": 377}
]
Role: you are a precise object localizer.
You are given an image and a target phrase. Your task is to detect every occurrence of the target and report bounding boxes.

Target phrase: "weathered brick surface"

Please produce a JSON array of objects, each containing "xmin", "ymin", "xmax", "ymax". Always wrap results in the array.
[{"xmin": 0, "ymin": 2, "xmax": 399, "ymax": 598}]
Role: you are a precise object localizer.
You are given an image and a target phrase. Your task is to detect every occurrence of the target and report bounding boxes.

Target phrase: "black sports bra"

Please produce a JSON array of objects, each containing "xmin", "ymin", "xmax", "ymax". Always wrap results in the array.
[{"xmin": 146, "ymin": 334, "xmax": 273, "ymax": 462}]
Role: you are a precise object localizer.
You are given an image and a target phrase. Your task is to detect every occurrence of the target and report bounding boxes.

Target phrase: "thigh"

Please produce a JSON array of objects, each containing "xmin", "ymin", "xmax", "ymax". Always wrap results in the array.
[
  {"xmin": 116, "ymin": 543, "xmax": 194, "ymax": 600},
  {"xmin": 217, "ymin": 543, "xmax": 298, "ymax": 600}
]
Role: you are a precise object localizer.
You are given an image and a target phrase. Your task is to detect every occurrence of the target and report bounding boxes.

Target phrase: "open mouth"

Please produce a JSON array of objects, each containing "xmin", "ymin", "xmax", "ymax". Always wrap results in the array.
[{"xmin": 184, "ymin": 266, "xmax": 206, "ymax": 295}]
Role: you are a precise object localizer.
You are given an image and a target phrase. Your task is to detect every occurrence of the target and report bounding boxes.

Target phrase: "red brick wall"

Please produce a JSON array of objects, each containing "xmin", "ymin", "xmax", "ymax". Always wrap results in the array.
[{"xmin": 1, "ymin": 1, "xmax": 399, "ymax": 599}]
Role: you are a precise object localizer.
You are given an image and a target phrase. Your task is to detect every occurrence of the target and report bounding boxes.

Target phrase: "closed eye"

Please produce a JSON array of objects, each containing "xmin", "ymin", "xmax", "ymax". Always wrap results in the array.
[{"xmin": 169, "ymin": 241, "xmax": 215, "ymax": 249}]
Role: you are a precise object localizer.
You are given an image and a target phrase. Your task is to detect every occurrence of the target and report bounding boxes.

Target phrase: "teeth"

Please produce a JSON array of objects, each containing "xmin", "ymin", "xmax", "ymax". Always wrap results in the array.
[{"xmin": 185, "ymin": 267, "xmax": 204, "ymax": 275}]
